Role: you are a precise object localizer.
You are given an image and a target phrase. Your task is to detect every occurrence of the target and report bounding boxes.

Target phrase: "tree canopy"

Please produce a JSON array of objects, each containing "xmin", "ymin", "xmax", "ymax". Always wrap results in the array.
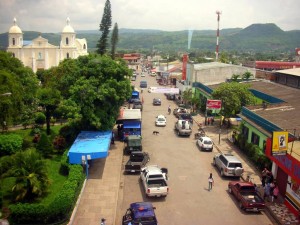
[
  {"xmin": 211, "ymin": 82, "xmax": 255, "ymax": 117},
  {"xmin": 111, "ymin": 22, "xmax": 119, "ymax": 59},
  {"xmin": 48, "ymin": 54, "xmax": 132, "ymax": 130}
]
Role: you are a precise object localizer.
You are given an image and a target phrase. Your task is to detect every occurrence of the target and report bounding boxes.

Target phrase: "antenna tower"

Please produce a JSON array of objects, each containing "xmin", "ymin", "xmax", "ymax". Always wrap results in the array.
[{"xmin": 215, "ymin": 11, "xmax": 222, "ymax": 61}]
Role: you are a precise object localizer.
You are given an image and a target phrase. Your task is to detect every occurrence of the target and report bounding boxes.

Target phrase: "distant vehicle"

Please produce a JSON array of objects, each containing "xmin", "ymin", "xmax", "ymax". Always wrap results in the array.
[
  {"xmin": 173, "ymin": 107, "xmax": 188, "ymax": 118},
  {"xmin": 155, "ymin": 115, "xmax": 167, "ymax": 126},
  {"xmin": 152, "ymin": 98, "xmax": 161, "ymax": 106},
  {"xmin": 141, "ymin": 73, "xmax": 146, "ymax": 77},
  {"xmin": 174, "ymin": 119, "xmax": 192, "ymax": 137},
  {"xmin": 213, "ymin": 153, "xmax": 244, "ymax": 177},
  {"xmin": 131, "ymin": 76, "xmax": 136, "ymax": 81},
  {"xmin": 151, "ymin": 71, "xmax": 156, "ymax": 77},
  {"xmin": 140, "ymin": 80, "xmax": 147, "ymax": 88},
  {"xmin": 166, "ymin": 93, "xmax": 175, "ymax": 100},
  {"xmin": 132, "ymin": 101, "xmax": 143, "ymax": 111},
  {"xmin": 228, "ymin": 181, "xmax": 265, "ymax": 212},
  {"xmin": 122, "ymin": 202, "xmax": 158, "ymax": 225},
  {"xmin": 196, "ymin": 136, "xmax": 213, "ymax": 151},
  {"xmin": 125, "ymin": 151, "xmax": 150, "ymax": 173}
]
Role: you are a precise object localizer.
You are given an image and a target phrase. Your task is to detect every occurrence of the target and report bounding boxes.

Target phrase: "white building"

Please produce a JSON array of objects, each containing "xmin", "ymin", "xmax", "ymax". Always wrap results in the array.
[{"xmin": 7, "ymin": 17, "xmax": 88, "ymax": 72}]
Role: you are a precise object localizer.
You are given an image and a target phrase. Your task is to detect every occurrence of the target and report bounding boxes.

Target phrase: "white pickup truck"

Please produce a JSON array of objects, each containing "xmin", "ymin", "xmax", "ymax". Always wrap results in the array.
[
  {"xmin": 140, "ymin": 165, "xmax": 169, "ymax": 197},
  {"xmin": 174, "ymin": 119, "xmax": 192, "ymax": 137}
]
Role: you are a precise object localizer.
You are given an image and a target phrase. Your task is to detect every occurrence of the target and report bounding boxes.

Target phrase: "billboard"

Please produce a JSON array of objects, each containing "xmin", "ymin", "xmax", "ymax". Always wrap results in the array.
[
  {"xmin": 148, "ymin": 87, "xmax": 179, "ymax": 94},
  {"xmin": 272, "ymin": 131, "xmax": 289, "ymax": 155},
  {"xmin": 206, "ymin": 99, "xmax": 222, "ymax": 109}
]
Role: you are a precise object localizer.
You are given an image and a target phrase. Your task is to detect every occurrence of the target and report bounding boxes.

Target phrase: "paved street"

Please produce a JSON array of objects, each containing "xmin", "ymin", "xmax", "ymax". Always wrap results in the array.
[{"xmin": 115, "ymin": 72, "xmax": 274, "ymax": 225}]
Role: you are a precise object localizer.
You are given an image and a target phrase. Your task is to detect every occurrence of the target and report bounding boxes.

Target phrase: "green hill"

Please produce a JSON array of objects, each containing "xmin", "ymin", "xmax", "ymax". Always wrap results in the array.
[{"xmin": 1, "ymin": 23, "xmax": 299, "ymax": 53}]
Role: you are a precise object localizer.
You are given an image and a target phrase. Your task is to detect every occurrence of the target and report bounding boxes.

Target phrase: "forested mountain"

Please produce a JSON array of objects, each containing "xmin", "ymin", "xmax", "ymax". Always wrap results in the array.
[{"xmin": 0, "ymin": 23, "xmax": 299, "ymax": 53}]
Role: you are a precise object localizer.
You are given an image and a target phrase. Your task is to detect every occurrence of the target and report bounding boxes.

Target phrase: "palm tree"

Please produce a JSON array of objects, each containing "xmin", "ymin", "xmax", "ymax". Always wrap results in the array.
[
  {"xmin": 9, "ymin": 149, "xmax": 50, "ymax": 202},
  {"xmin": 182, "ymin": 88, "xmax": 193, "ymax": 108}
]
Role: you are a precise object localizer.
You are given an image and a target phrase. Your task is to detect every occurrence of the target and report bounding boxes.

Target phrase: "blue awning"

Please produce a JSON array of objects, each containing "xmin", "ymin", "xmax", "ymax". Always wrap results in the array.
[
  {"xmin": 68, "ymin": 131, "xmax": 112, "ymax": 164},
  {"xmin": 123, "ymin": 120, "xmax": 141, "ymax": 129}
]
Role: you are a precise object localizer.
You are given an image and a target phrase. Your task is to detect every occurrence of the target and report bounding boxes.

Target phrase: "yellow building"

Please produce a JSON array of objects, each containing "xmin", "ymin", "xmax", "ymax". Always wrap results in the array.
[{"xmin": 7, "ymin": 17, "xmax": 88, "ymax": 72}]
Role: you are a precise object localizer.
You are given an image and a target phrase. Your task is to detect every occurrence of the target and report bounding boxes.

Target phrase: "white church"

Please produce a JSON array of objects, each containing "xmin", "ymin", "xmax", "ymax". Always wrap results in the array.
[{"xmin": 7, "ymin": 17, "xmax": 88, "ymax": 72}]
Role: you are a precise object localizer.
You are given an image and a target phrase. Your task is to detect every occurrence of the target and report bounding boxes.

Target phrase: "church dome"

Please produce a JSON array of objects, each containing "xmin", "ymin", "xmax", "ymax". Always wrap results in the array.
[
  {"xmin": 62, "ymin": 17, "xmax": 75, "ymax": 33},
  {"xmin": 9, "ymin": 18, "xmax": 22, "ymax": 34}
]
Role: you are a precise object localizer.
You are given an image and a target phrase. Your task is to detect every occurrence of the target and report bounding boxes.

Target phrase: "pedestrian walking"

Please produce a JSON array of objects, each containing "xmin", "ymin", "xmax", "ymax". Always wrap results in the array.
[
  {"xmin": 100, "ymin": 218, "xmax": 106, "ymax": 225},
  {"xmin": 261, "ymin": 167, "xmax": 269, "ymax": 187},
  {"xmin": 208, "ymin": 173, "xmax": 214, "ymax": 191},
  {"xmin": 264, "ymin": 183, "xmax": 271, "ymax": 201},
  {"xmin": 168, "ymin": 105, "xmax": 171, "ymax": 115}
]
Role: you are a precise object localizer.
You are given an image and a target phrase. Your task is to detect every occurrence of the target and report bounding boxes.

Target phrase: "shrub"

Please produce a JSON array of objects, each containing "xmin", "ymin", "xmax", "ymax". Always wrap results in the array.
[
  {"xmin": 0, "ymin": 134, "xmax": 23, "ymax": 156},
  {"xmin": 59, "ymin": 150, "xmax": 70, "ymax": 176},
  {"xmin": 36, "ymin": 133, "xmax": 53, "ymax": 157},
  {"xmin": 53, "ymin": 135, "xmax": 66, "ymax": 152},
  {"xmin": 8, "ymin": 163, "xmax": 85, "ymax": 224},
  {"xmin": 34, "ymin": 112, "xmax": 46, "ymax": 127},
  {"xmin": 59, "ymin": 122, "xmax": 81, "ymax": 146}
]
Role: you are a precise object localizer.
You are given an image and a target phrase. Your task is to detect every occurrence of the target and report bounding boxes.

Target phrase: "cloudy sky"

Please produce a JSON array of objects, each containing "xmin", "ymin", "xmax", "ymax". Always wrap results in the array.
[{"xmin": 0, "ymin": 0, "xmax": 299, "ymax": 33}]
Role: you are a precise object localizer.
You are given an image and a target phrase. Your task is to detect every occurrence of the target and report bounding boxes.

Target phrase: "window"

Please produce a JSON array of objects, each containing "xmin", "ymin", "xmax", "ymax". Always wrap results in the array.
[
  {"xmin": 38, "ymin": 52, "xmax": 42, "ymax": 59},
  {"xmin": 66, "ymin": 53, "xmax": 70, "ymax": 59},
  {"xmin": 83, "ymin": 44, "xmax": 86, "ymax": 49},
  {"xmin": 251, "ymin": 132, "xmax": 260, "ymax": 145},
  {"xmin": 242, "ymin": 125, "xmax": 249, "ymax": 137},
  {"xmin": 66, "ymin": 37, "xmax": 69, "ymax": 45},
  {"xmin": 12, "ymin": 38, "xmax": 15, "ymax": 45}
]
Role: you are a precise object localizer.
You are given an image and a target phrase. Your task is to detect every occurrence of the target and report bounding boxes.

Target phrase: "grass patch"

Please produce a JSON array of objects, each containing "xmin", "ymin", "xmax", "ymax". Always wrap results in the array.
[{"xmin": 1, "ymin": 156, "xmax": 67, "ymax": 207}]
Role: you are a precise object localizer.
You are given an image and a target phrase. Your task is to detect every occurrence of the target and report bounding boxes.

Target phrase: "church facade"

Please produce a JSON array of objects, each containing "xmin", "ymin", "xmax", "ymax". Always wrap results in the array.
[{"xmin": 7, "ymin": 18, "xmax": 88, "ymax": 72}]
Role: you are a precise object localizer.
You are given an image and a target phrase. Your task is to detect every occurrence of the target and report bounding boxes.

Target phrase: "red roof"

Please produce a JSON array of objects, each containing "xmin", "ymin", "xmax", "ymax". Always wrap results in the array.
[{"xmin": 123, "ymin": 56, "xmax": 140, "ymax": 60}]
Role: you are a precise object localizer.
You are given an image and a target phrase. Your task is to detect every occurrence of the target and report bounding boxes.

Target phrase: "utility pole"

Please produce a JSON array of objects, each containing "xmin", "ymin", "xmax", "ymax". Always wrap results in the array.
[{"xmin": 215, "ymin": 11, "xmax": 222, "ymax": 61}]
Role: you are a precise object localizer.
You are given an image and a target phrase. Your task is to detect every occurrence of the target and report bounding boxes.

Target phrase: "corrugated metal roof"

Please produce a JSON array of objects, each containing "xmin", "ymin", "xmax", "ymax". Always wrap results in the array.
[{"xmin": 276, "ymin": 68, "xmax": 300, "ymax": 77}]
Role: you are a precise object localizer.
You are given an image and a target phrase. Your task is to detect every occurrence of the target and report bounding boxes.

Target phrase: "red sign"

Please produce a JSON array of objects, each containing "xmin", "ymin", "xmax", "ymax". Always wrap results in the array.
[
  {"xmin": 206, "ymin": 99, "xmax": 222, "ymax": 109},
  {"xmin": 182, "ymin": 54, "xmax": 188, "ymax": 80}
]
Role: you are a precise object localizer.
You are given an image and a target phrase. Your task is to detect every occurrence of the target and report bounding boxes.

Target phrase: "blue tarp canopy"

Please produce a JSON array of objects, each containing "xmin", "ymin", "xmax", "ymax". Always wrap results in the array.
[
  {"xmin": 68, "ymin": 131, "xmax": 112, "ymax": 164},
  {"xmin": 123, "ymin": 120, "xmax": 141, "ymax": 129}
]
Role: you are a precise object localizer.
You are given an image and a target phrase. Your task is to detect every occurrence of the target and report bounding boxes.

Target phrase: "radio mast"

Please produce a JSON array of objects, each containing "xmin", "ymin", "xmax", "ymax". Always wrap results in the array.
[{"xmin": 215, "ymin": 11, "xmax": 222, "ymax": 61}]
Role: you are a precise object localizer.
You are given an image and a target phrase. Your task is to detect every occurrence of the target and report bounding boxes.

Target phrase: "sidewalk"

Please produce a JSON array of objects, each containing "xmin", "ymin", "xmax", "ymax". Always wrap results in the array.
[
  {"xmin": 193, "ymin": 113, "xmax": 299, "ymax": 225},
  {"xmin": 69, "ymin": 140, "xmax": 123, "ymax": 225}
]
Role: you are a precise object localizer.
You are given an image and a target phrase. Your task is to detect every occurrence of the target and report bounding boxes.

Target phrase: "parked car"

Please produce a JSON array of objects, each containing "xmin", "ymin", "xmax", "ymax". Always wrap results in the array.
[
  {"xmin": 228, "ymin": 181, "xmax": 265, "ymax": 212},
  {"xmin": 178, "ymin": 113, "xmax": 193, "ymax": 124},
  {"xmin": 125, "ymin": 151, "xmax": 150, "ymax": 173},
  {"xmin": 174, "ymin": 119, "xmax": 192, "ymax": 137},
  {"xmin": 140, "ymin": 80, "xmax": 147, "ymax": 88},
  {"xmin": 153, "ymin": 98, "xmax": 161, "ymax": 106},
  {"xmin": 123, "ymin": 135, "xmax": 142, "ymax": 155},
  {"xmin": 166, "ymin": 93, "xmax": 175, "ymax": 100},
  {"xmin": 131, "ymin": 76, "xmax": 136, "ymax": 81},
  {"xmin": 173, "ymin": 107, "xmax": 188, "ymax": 118},
  {"xmin": 141, "ymin": 73, "xmax": 145, "ymax": 77},
  {"xmin": 140, "ymin": 165, "xmax": 169, "ymax": 197},
  {"xmin": 196, "ymin": 136, "xmax": 213, "ymax": 151},
  {"xmin": 155, "ymin": 115, "xmax": 167, "ymax": 126},
  {"xmin": 213, "ymin": 153, "xmax": 244, "ymax": 177},
  {"xmin": 122, "ymin": 202, "xmax": 158, "ymax": 225}
]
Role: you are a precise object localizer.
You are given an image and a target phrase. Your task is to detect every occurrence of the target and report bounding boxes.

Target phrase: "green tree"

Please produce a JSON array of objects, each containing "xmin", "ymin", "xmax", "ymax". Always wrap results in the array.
[
  {"xmin": 231, "ymin": 74, "xmax": 240, "ymax": 82},
  {"xmin": 111, "ymin": 22, "xmax": 119, "ymax": 59},
  {"xmin": 0, "ymin": 51, "xmax": 39, "ymax": 127},
  {"xmin": 211, "ymin": 82, "xmax": 255, "ymax": 117},
  {"xmin": 97, "ymin": 0, "xmax": 112, "ymax": 55},
  {"xmin": 36, "ymin": 133, "xmax": 53, "ymax": 157},
  {"xmin": 37, "ymin": 88, "xmax": 61, "ymax": 135},
  {"xmin": 242, "ymin": 71, "xmax": 253, "ymax": 80},
  {"xmin": 6, "ymin": 149, "xmax": 49, "ymax": 202},
  {"xmin": 182, "ymin": 88, "xmax": 193, "ymax": 107}
]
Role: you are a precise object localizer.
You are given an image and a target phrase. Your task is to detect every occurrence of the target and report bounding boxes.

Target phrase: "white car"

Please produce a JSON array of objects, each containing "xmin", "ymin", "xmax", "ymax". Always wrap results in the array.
[
  {"xmin": 196, "ymin": 136, "xmax": 213, "ymax": 151},
  {"xmin": 155, "ymin": 115, "xmax": 167, "ymax": 126},
  {"xmin": 141, "ymin": 73, "xmax": 145, "ymax": 77}
]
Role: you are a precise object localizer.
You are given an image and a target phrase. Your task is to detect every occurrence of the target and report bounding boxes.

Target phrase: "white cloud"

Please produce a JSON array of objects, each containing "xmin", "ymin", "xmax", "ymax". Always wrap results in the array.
[{"xmin": 0, "ymin": 0, "xmax": 299, "ymax": 33}]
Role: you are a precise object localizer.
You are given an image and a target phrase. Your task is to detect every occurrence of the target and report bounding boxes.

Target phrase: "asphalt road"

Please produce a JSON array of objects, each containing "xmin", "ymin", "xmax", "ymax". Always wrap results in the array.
[{"xmin": 116, "ymin": 71, "xmax": 273, "ymax": 225}]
